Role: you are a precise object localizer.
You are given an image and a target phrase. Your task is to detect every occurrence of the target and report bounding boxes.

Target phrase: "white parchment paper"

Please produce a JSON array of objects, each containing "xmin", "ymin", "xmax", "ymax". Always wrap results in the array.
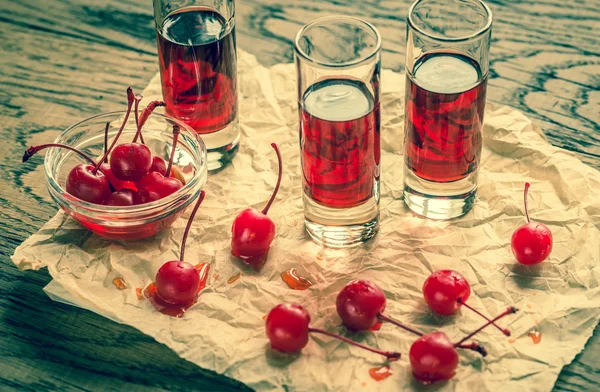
[{"xmin": 12, "ymin": 51, "xmax": 600, "ymax": 392}]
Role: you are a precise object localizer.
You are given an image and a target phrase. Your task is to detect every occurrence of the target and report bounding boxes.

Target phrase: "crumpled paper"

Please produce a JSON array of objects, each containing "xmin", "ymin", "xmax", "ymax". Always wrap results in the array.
[{"xmin": 12, "ymin": 50, "xmax": 600, "ymax": 392}]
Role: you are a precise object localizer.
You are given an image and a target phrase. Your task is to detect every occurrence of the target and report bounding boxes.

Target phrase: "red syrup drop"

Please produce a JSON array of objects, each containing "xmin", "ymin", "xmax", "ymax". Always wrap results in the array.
[
  {"xmin": 280, "ymin": 268, "xmax": 312, "ymax": 290},
  {"xmin": 136, "ymin": 288, "xmax": 143, "ymax": 300},
  {"xmin": 369, "ymin": 366, "xmax": 393, "ymax": 381},
  {"xmin": 112, "ymin": 277, "xmax": 127, "ymax": 290},
  {"xmin": 528, "ymin": 329, "xmax": 542, "ymax": 344},
  {"xmin": 227, "ymin": 273, "xmax": 241, "ymax": 284},
  {"xmin": 144, "ymin": 264, "xmax": 210, "ymax": 318},
  {"xmin": 369, "ymin": 321, "xmax": 383, "ymax": 331},
  {"xmin": 195, "ymin": 263, "xmax": 210, "ymax": 291}
]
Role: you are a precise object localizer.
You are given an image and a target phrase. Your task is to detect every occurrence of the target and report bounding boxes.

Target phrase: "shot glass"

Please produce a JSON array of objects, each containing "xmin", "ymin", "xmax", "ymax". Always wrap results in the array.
[
  {"xmin": 295, "ymin": 16, "xmax": 381, "ymax": 247},
  {"xmin": 403, "ymin": 0, "xmax": 492, "ymax": 219},
  {"xmin": 153, "ymin": 0, "xmax": 239, "ymax": 171}
]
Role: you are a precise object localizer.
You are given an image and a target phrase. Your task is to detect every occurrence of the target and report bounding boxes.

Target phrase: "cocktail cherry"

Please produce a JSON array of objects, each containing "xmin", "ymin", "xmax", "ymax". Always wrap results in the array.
[
  {"xmin": 511, "ymin": 182, "xmax": 553, "ymax": 265},
  {"xmin": 336, "ymin": 279, "xmax": 518, "ymax": 383},
  {"xmin": 265, "ymin": 303, "xmax": 400, "ymax": 360},
  {"xmin": 155, "ymin": 190, "xmax": 206, "ymax": 305},
  {"xmin": 231, "ymin": 143, "xmax": 282, "ymax": 270},
  {"xmin": 423, "ymin": 269, "xmax": 510, "ymax": 336}
]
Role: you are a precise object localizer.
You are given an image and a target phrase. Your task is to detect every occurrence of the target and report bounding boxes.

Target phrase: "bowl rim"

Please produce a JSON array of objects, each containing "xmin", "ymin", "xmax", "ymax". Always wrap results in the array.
[{"xmin": 44, "ymin": 111, "xmax": 207, "ymax": 216}]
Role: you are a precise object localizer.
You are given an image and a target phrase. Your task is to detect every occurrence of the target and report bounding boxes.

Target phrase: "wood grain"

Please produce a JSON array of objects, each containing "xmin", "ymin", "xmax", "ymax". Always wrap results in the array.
[{"xmin": 0, "ymin": 0, "xmax": 598, "ymax": 390}]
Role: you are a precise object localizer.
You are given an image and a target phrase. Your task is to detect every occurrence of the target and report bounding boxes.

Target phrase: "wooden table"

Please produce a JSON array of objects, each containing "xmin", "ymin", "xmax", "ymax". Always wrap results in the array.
[{"xmin": 1, "ymin": 0, "xmax": 598, "ymax": 390}]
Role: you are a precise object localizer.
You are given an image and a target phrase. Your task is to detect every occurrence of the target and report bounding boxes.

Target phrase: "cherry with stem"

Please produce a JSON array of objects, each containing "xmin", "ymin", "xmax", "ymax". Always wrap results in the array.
[
  {"xmin": 511, "ymin": 182, "xmax": 553, "ymax": 265},
  {"xmin": 92, "ymin": 87, "xmax": 135, "ymax": 174},
  {"xmin": 155, "ymin": 191, "xmax": 206, "ymax": 305},
  {"xmin": 266, "ymin": 303, "xmax": 400, "ymax": 361},
  {"xmin": 423, "ymin": 270, "xmax": 510, "ymax": 336},
  {"xmin": 231, "ymin": 143, "xmax": 283, "ymax": 270}
]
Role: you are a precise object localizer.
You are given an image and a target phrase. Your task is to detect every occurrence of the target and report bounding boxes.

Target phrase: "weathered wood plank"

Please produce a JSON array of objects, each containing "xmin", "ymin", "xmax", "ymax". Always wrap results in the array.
[{"xmin": 0, "ymin": 0, "xmax": 598, "ymax": 391}]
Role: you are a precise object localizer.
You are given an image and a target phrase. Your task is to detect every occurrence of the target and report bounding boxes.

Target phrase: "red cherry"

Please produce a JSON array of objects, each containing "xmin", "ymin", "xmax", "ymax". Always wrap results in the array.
[
  {"xmin": 100, "ymin": 162, "xmax": 136, "ymax": 191},
  {"xmin": 109, "ymin": 143, "xmax": 152, "ymax": 181},
  {"xmin": 423, "ymin": 270, "xmax": 470, "ymax": 315},
  {"xmin": 265, "ymin": 303, "xmax": 401, "ymax": 359},
  {"xmin": 511, "ymin": 183, "xmax": 553, "ymax": 265},
  {"xmin": 65, "ymin": 164, "xmax": 111, "ymax": 204},
  {"xmin": 266, "ymin": 304, "xmax": 311, "ymax": 353},
  {"xmin": 104, "ymin": 189, "xmax": 138, "ymax": 206},
  {"xmin": 336, "ymin": 280, "xmax": 386, "ymax": 331},
  {"xmin": 156, "ymin": 261, "xmax": 200, "ymax": 304},
  {"xmin": 409, "ymin": 332, "xmax": 459, "ymax": 383},
  {"xmin": 423, "ymin": 270, "xmax": 510, "ymax": 336},
  {"xmin": 154, "ymin": 191, "xmax": 206, "ymax": 305},
  {"xmin": 231, "ymin": 143, "xmax": 282, "ymax": 270},
  {"xmin": 149, "ymin": 156, "xmax": 167, "ymax": 174}
]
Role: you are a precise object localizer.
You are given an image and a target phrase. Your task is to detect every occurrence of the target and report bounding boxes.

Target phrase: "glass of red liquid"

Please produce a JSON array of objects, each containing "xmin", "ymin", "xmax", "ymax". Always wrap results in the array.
[
  {"xmin": 403, "ymin": 0, "xmax": 492, "ymax": 219},
  {"xmin": 153, "ymin": 0, "xmax": 238, "ymax": 171},
  {"xmin": 295, "ymin": 16, "xmax": 381, "ymax": 247}
]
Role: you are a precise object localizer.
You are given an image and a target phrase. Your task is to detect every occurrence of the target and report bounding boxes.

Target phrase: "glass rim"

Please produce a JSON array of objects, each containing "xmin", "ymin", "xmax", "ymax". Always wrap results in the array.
[
  {"xmin": 294, "ymin": 15, "xmax": 382, "ymax": 68},
  {"xmin": 408, "ymin": 0, "xmax": 493, "ymax": 42}
]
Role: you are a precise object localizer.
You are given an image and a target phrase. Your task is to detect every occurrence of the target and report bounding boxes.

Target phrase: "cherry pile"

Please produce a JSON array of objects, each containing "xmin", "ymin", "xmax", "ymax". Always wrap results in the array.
[
  {"xmin": 143, "ymin": 191, "xmax": 210, "ymax": 317},
  {"xmin": 266, "ymin": 271, "xmax": 518, "ymax": 384},
  {"xmin": 23, "ymin": 87, "xmax": 185, "ymax": 206},
  {"xmin": 231, "ymin": 143, "xmax": 283, "ymax": 270},
  {"xmin": 511, "ymin": 182, "xmax": 553, "ymax": 265}
]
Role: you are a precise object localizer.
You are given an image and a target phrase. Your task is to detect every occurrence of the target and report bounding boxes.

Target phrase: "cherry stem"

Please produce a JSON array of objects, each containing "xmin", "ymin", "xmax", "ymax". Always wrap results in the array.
[
  {"xmin": 93, "ymin": 87, "xmax": 135, "ymax": 174},
  {"xmin": 261, "ymin": 143, "xmax": 282, "ymax": 215},
  {"xmin": 103, "ymin": 122, "xmax": 109, "ymax": 155},
  {"xmin": 457, "ymin": 298, "xmax": 511, "ymax": 336},
  {"xmin": 132, "ymin": 101, "xmax": 165, "ymax": 143},
  {"xmin": 133, "ymin": 94, "xmax": 145, "ymax": 145},
  {"xmin": 455, "ymin": 307, "xmax": 518, "ymax": 346},
  {"xmin": 377, "ymin": 313, "xmax": 423, "ymax": 336},
  {"xmin": 523, "ymin": 182, "xmax": 531, "ymax": 223},
  {"xmin": 23, "ymin": 144, "xmax": 97, "ymax": 166},
  {"xmin": 179, "ymin": 191, "xmax": 206, "ymax": 262},
  {"xmin": 164, "ymin": 125, "xmax": 180, "ymax": 178},
  {"xmin": 308, "ymin": 327, "xmax": 401, "ymax": 361},
  {"xmin": 456, "ymin": 342, "xmax": 488, "ymax": 357}
]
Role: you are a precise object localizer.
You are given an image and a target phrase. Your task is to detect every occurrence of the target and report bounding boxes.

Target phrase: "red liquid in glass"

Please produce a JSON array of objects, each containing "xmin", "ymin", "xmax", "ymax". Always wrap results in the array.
[
  {"xmin": 300, "ymin": 79, "xmax": 380, "ymax": 208},
  {"xmin": 157, "ymin": 6, "xmax": 237, "ymax": 134},
  {"xmin": 405, "ymin": 52, "xmax": 487, "ymax": 182}
]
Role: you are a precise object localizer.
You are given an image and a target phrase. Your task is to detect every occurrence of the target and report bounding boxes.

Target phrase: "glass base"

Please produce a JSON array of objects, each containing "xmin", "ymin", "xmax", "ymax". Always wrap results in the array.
[
  {"xmin": 303, "ymin": 194, "xmax": 379, "ymax": 247},
  {"xmin": 198, "ymin": 119, "xmax": 240, "ymax": 171},
  {"xmin": 403, "ymin": 166, "xmax": 477, "ymax": 219}
]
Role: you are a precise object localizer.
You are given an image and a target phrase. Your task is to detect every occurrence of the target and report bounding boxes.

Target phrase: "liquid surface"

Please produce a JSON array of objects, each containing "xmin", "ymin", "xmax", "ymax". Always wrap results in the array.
[
  {"xmin": 280, "ymin": 268, "xmax": 313, "ymax": 290},
  {"xmin": 157, "ymin": 7, "xmax": 237, "ymax": 134},
  {"xmin": 405, "ymin": 52, "xmax": 486, "ymax": 182},
  {"xmin": 301, "ymin": 79, "xmax": 380, "ymax": 208}
]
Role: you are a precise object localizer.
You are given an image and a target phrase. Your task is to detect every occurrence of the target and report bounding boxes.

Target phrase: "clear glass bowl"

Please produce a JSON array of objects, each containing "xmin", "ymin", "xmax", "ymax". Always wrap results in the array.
[{"xmin": 44, "ymin": 111, "xmax": 208, "ymax": 240}]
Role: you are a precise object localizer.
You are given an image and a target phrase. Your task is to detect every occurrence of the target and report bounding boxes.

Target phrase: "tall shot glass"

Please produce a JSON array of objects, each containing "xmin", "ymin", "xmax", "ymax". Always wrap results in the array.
[
  {"xmin": 153, "ymin": 0, "xmax": 239, "ymax": 171},
  {"xmin": 295, "ymin": 16, "xmax": 381, "ymax": 247},
  {"xmin": 403, "ymin": 0, "xmax": 492, "ymax": 219}
]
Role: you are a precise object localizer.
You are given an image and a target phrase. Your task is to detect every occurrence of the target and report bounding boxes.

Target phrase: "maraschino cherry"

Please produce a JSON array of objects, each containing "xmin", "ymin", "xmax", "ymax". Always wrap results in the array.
[
  {"xmin": 266, "ymin": 303, "xmax": 400, "ymax": 360},
  {"xmin": 135, "ymin": 125, "xmax": 184, "ymax": 203},
  {"xmin": 23, "ymin": 141, "xmax": 111, "ymax": 204},
  {"xmin": 231, "ymin": 143, "xmax": 282, "ymax": 270},
  {"xmin": 423, "ymin": 270, "xmax": 510, "ymax": 335},
  {"xmin": 409, "ymin": 307, "xmax": 517, "ymax": 383},
  {"xmin": 511, "ymin": 182, "xmax": 553, "ymax": 265},
  {"xmin": 155, "ymin": 190, "xmax": 206, "ymax": 305}
]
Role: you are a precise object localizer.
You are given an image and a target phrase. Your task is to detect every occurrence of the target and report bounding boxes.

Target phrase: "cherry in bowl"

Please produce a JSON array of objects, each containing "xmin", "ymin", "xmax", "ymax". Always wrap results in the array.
[{"xmin": 41, "ymin": 110, "xmax": 208, "ymax": 240}]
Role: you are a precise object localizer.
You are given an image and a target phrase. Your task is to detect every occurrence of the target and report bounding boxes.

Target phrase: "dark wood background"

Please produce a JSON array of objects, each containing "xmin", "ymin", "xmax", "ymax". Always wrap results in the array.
[{"xmin": 1, "ymin": 0, "xmax": 598, "ymax": 390}]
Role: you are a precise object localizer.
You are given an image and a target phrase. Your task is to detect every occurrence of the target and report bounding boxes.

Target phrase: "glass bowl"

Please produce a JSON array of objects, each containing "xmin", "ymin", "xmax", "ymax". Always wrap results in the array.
[{"xmin": 44, "ymin": 111, "xmax": 208, "ymax": 240}]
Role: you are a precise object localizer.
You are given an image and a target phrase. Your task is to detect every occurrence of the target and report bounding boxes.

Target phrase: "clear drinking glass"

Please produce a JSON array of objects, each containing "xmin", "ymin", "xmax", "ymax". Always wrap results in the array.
[
  {"xmin": 153, "ymin": 0, "xmax": 238, "ymax": 171},
  {"xmin": 295, "ymin": 16, "xmax": 381, "ymax": 247},
  {"xmin": 403, "ymin": 0, "xmax": 492, "ymax": 219}
]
